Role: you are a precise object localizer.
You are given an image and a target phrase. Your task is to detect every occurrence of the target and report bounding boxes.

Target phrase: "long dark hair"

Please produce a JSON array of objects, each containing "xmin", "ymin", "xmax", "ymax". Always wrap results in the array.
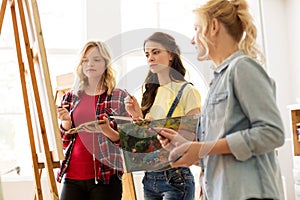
[{"xmin": 141, "ymin": 32, "xmax": 186, "ymax": 117}]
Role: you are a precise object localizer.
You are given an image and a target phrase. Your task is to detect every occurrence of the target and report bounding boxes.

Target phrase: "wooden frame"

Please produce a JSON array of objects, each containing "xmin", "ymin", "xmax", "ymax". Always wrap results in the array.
[{"xmin": 0, "ymin": 0, "xmax": 63, "ymax": 199}]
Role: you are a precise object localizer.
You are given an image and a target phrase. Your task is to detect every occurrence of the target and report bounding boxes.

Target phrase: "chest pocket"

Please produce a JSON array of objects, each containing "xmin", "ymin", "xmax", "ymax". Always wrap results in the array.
[
  {"xmin": 207, "ymin": 91, "xmax": 228, "ymax": 121},
  {"xmin": 208, "ymin": 91, "xmax": 228, "ymax": 105}
]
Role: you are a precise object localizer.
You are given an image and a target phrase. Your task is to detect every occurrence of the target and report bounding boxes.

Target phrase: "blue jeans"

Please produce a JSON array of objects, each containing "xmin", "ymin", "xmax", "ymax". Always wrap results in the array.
[{"xmin": 143, "ymin": 167, "xmax": 195, "ymax": 200}]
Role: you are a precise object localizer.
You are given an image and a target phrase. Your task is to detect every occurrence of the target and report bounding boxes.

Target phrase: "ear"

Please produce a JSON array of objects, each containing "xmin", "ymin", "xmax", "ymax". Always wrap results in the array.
[
  {"xmin": 210, "ymin": 18, "xmax": 220, "ymax": 36},
  {"xmin": 168, "ymin": 53, "xmax": 173, "ymax": 63}
]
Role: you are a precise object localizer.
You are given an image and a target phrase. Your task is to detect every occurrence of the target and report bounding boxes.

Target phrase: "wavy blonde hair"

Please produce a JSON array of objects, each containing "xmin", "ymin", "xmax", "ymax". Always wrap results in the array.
[
  {"xmin": 193, "ymin": 0, "xmax": 264, "ymax": 63},
  {"xmin": 74, "ymin": 41, "xmax": 116, "ymax": 95}
]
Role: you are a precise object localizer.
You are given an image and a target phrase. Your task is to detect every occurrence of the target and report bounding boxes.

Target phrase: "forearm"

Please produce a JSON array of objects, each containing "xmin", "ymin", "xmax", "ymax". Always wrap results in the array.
[
  {"xmin": 200, "ymin": 138, "xmax": 231, "ymax": 157},
  {"xmin": 102, "ymin": 128, "xmax": 120, "ymax": 142}
]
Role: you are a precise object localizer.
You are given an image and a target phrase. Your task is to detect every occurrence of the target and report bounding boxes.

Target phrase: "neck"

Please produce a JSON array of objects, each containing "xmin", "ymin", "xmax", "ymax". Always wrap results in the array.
[
  {"xmin": 86, "ymin": 78, "xmax": 105, "ymax": 95},
  {"xmin": 157, "ymin": 69, "xmax": 171, "ymax": 86},
  {"xmin": 211, "ymin": 28, "xmax": 239, "ymax": 66},
  {"xmin": 157, "ymin": 74, "xmax": 171, "ymax": 86},
  {"xmin": 212, "ymin": 46, "xmax": 238, "ymax": 66}
]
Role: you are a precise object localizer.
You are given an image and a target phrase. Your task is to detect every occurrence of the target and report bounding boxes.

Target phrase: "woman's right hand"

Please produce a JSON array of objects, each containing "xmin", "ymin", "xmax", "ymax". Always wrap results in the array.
[
  {"xmin": 56, "ymin": 106, "xmax": 72, "ymax": 130},
  {"xmin": 57, "ymin": 106, "xmax": 71, "ymax": 121},
  {"xmin": 124, "ymin": 96, "xmax": 143, "ymax": 119}
]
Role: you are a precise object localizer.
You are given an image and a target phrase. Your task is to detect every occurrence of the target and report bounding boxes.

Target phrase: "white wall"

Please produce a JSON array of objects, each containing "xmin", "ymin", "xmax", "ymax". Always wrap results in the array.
[
  {"xmin": 261, "ymin": 0, "xmax": 300, "ymax": 199},
  {"xmin": 285, "ymin": 0, "xmax": 300, "ymax": 99}
]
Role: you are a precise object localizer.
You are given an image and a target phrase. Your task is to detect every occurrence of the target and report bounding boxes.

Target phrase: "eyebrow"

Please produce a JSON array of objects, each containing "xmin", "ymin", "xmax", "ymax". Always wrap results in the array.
[
  {"xmin": 145, "ymin": 48, "xmax": 164, "ymax": 53},
  {"xmin": 83, "ymin": 55, "xmax": 102, "ymax": 59}
]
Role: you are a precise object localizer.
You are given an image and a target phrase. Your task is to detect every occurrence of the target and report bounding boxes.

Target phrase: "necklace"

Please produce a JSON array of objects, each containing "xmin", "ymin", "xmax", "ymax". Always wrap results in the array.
[{"xmin": 92, "ymin": 78, "xmax": 104, "ymax": 184}]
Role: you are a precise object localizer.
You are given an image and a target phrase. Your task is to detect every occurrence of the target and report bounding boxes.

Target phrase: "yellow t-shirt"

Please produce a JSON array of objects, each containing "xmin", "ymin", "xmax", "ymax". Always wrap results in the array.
[{"xmin": 146, "ymin": 81, "xmax": 201, "ymax": 120}]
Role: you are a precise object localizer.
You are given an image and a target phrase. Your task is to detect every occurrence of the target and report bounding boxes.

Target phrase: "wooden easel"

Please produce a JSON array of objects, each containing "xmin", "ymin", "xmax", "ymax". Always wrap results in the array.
[{"xmin": 0, "ymin": 0, "xmax": 63, "ymax": 199}]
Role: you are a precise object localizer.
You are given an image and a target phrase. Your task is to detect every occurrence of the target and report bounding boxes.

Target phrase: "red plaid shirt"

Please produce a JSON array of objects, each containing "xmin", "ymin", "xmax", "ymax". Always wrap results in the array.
[{"xmin": 57, "ymin": 88, "xmax": 130, "ymax": 184}]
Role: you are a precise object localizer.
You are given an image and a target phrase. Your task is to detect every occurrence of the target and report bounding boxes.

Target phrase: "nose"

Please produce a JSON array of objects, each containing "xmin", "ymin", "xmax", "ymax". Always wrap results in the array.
[
  {"xmin": 88, "ymin": 60, "xmax": 93, "ymax": 66},
  {"xmin": 191, "ymin": 36, "xmax": 195, "ymax": 45},
  {"xmin": 147, "ymin": 54, "xmax": 154, "ymax": 63}
]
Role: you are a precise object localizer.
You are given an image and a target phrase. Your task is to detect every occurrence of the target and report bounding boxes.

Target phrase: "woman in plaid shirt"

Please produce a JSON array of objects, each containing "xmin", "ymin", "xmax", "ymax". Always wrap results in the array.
[{"xmin": 56, "ymin": 41, "xmax": 130, "ymax": 200}]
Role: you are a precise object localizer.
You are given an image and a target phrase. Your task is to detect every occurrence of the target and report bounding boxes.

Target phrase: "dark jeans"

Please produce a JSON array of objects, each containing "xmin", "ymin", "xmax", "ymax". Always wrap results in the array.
[
  {"xmin": 60, "ymin": 174, "xmax": 122, "ymax": 200},
  {"xmin": 143, "ymin": 167, "xmax": 195, "ymax": 200}
]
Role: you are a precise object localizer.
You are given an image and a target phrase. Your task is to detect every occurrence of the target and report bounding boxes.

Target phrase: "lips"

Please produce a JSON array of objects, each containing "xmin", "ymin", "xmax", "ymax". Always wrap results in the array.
[
  {"xmin": 149, "ymin": 64, "xmax": 158, "ymax": 68},
  {"xmin": 86, "ymin": 69, "xmax": 96, "ymax": 72}
]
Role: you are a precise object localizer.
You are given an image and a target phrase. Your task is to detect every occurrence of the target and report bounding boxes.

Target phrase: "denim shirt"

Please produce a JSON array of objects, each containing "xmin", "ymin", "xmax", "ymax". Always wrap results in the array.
[{"xmin": 198, "ymin": 51, "xmax": 285, "ymax": 200}]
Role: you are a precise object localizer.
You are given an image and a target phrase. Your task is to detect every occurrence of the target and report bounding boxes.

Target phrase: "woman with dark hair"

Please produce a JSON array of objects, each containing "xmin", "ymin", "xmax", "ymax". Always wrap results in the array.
[{"xmin": 125, "ymin": 32, "xmax": 201, "ymax": 200}]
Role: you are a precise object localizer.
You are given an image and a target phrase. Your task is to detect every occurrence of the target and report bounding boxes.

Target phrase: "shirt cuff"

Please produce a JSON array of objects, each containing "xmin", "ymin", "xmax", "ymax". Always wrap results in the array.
[{"xmin": 226, "ymin": 132, "xmax": 252, "ymax": 161}]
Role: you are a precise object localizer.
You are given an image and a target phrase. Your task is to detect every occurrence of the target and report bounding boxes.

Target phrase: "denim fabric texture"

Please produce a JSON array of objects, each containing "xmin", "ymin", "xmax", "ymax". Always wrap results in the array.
[
  {"xmin": 143, "ymin": 167, "xmax": 195, "ymax": 200},
  {"xmin": 199, "ymin": 51, "xmax": 285, "ymax": 200}
]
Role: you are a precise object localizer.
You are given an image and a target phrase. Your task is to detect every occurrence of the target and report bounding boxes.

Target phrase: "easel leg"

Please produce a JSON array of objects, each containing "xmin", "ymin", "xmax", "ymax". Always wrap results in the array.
[
  {"xmin": 9, "ymin": 1, "xmax": 44, "ymax": 199},
  {"xmin": 0, "ymin": 0, "xmax": 8, "ymax": 32},
  {"xmin": 3, "ymin": 0, "xmax": 60, "ymax": 199},
  {"xmin": 122, "ymin": 172, "xmax": 137, "ymax": 200}
]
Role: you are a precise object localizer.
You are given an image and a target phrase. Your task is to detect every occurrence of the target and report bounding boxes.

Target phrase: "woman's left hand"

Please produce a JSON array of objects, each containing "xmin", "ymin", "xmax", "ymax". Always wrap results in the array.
[
  {"xmin": 98, "ymin": 117, "xmax": 120, "ymax": 142},
  {"xmin": 168, "ymin": 142, "xmax": 202, "ymax": 167},
  {"xmin": 157, "ymin": 128, "xmax": 189, "ymax": 150}
]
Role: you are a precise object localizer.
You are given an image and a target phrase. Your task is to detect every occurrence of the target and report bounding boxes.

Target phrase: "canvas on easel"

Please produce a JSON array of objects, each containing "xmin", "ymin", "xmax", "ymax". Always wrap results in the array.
[{"xmin": 0, "ymin": 0, "xmax": 63, "ymax": 199}]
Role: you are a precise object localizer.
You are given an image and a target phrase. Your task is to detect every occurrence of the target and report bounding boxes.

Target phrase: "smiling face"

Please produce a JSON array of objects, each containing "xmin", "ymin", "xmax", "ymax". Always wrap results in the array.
[
  {"xmin": 81, "ymin": 46, "xmax": 106, "ymax": 80},
  {"xmin": 144, "ymin": 41, "xmax": 173, "ymax": 75}
]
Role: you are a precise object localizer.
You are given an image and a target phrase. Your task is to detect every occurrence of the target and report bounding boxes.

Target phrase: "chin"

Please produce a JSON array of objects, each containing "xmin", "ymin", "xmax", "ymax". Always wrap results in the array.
[
  {"xmin": 150, "ymin": 66, "xmax": 166, "ymax": 74},
  {"xmin": 197, "ymin": 53, "xmax": 209, "ymax": 61}
]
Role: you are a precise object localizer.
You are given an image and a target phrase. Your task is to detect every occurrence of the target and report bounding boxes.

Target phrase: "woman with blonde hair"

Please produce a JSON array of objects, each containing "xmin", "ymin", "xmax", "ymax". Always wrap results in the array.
[
  {"xmin": 159, "ymin": 1, "xmax": 285, "ymax": 199},
  {"xmin": 57, "ymin": 41, "xmax": 130, "ymax": 200}
]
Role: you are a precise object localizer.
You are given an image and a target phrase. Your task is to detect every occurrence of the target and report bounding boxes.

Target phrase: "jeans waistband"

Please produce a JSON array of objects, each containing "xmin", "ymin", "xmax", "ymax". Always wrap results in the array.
[{"xmin": 145, "ymin": 167, "xmax": 191, "ymax": 179}]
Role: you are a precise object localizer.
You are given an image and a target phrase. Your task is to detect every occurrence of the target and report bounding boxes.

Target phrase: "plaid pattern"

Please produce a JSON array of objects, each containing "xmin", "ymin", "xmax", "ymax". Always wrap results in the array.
[{"xmin": 57, "ymin": 88, "xmax": 129, "ymax": 183}]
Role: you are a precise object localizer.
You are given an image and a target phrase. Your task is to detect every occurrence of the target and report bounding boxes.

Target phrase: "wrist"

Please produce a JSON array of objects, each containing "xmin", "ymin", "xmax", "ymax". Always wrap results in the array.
[
  {"xmin": 131, "ymin": 116, "xmax": 143, "ymax": 122},
  {"xmin": 61, "ymin": 120, "xmax": 72, "ymax": 130}
]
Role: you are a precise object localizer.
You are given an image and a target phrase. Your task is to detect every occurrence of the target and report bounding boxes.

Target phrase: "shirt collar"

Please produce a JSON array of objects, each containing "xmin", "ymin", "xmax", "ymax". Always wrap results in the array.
[{"xmin": 211, "ymin": 50, "xmax": 244, "ymax": 74}]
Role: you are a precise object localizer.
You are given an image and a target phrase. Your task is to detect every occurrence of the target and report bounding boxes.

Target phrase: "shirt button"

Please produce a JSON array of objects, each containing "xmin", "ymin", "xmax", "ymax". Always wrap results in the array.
[{"xmin": 202, "ymin": 131, "xmax": 205, "ymax": 134}]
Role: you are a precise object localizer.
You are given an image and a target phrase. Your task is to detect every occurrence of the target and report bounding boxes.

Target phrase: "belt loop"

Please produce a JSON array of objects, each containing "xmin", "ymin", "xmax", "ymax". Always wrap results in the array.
[{"xmin": 164, "ymin": 169, "xmax": 168, "ymax": 180}]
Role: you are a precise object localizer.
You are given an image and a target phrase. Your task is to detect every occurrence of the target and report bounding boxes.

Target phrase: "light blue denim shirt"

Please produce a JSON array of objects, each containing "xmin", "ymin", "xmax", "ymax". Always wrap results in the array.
[{"xmin": 198, "ymin": 51, "xmax": 285, "ymax": 200}]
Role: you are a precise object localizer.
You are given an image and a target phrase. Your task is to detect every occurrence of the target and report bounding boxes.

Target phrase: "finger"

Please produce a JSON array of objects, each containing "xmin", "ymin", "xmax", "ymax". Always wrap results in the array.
[
  {"xmin": 103, "ymin": 116, "xmax": 110, "ymax": 124},
  {"xmin": 159, "ymin": 130, "xmax": 176, "ymax": 141},
  {"xmin": 170, "ymin": 134, "xmax": 188, "ymax": 146},
  {"xmin": 170, "ymin": 157, "xmax": 189, "ymax": 168},
  {"xmin": 131, "ymin": 96, "xmax": 138, "ymax": 102},
  {"xmin": 163, "ymin": 142, "xmax": 175, "ymax": 152},
  {"xmin": 124, "ymin": 96, "xmax": 131, "ymax": 101},
  {"xmin": 169, "ymin": 142, "xmax": 192, "ymax": 162},
  {"xmin": 160, "ymin": 128, "xmax": 178, "ymax": 135},
  {"xmin": 157, "ymin": 134, "xmax": 167, "ymax": 141}
]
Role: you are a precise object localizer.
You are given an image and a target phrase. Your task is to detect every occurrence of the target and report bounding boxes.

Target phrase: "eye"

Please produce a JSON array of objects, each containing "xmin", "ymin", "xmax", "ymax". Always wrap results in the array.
[
  {"xmin": 94, "ymin": 58, "xmax": 103, "ymax": 62},
  {"xmin": 153, "ymin": 50, "xmax": 160, "ymax": 55},
  {"xmin": 145, "ymin": 53, "xmax": 149, "ymax": 58},
  {"xmin": 82, "ymin": 59, "xmax": 88, "ymax": 64}
]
